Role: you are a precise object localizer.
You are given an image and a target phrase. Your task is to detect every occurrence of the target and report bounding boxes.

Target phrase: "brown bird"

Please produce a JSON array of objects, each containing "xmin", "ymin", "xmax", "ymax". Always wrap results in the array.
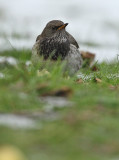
[{"xmin": 32, "ymin": 20, "xmax": 82, "ymax": 75}]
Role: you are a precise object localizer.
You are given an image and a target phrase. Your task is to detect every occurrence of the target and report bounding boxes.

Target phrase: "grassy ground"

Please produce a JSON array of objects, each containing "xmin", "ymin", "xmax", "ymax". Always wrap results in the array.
[{"xmin": 0, "ymin": 49, "xmax": 119, "ymax": 160}]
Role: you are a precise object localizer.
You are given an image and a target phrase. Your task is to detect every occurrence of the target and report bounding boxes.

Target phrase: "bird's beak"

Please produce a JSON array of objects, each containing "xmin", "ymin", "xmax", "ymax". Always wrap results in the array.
[{"xmin": 57, "ymin": 23, "xmax": 68, "ymax": 30}]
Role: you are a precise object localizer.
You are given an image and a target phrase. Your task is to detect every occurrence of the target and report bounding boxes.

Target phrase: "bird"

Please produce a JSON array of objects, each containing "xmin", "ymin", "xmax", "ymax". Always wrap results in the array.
[{"xmin": 32, "ymin": 20, "xmax": 83, "ymax": 75}]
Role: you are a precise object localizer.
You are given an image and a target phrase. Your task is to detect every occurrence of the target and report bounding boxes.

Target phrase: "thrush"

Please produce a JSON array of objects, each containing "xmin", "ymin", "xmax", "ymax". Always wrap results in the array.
[{"xmin": 32, "ymin": 20, "xmax": 83, "ymax": 75}]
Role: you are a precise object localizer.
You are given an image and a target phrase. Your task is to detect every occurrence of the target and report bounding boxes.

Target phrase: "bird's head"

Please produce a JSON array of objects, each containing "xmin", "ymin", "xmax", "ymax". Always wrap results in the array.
[{"xmin": 41, "ymin": 20, "xmax": 68, "ymax": 37}]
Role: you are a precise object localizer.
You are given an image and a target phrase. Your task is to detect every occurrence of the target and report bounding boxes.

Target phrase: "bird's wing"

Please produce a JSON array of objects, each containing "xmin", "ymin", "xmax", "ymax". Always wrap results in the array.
[
  {"xmin": 66, "ymin": 31, "xmax": 79, "ymax": 49},
  {"xmin": 64, "ymin": 44, "xmax": 82, "ymax": 75}
]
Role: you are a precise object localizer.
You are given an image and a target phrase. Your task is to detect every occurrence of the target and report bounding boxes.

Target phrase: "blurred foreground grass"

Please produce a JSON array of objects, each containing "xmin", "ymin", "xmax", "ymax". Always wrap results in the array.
[{"xmin": 0, "ymin": 49, "xmax": 119, "ymax": 160}]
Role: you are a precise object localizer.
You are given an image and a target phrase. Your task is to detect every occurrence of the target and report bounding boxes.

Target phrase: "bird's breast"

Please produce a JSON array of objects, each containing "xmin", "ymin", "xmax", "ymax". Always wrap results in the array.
[{"xmin": 39, "ymin": 35, "xmax": 70, "ymax": 60}]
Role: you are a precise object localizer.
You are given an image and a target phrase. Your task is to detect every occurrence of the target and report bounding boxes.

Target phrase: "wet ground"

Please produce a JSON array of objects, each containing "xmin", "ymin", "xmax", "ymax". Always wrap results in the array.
[{"xmin": 0, "ymin": 0, "xmax": 119, "ymax": 61}]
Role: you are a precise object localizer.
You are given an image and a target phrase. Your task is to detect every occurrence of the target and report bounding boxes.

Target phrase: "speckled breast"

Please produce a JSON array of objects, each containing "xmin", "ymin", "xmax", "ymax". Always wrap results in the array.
[{"xmin": 39, "ymin": 34, "xmax": 70, "ymax": 60}]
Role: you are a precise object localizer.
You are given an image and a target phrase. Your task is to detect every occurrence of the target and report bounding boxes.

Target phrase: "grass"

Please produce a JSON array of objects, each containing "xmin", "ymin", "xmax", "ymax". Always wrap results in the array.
[{"xmin": 0, "ymin": 49, "xmax": 119, "ymax": 160}]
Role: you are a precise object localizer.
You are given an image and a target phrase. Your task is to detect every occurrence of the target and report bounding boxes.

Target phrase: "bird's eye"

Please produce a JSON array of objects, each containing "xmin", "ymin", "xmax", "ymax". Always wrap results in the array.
[
  {"xmin": 52, "ymin": 26, "xmax": 57, "ymax": 30},
  {"xmin": 52, "ymin": 25, "xmax": 62, "ymax": 30}
]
